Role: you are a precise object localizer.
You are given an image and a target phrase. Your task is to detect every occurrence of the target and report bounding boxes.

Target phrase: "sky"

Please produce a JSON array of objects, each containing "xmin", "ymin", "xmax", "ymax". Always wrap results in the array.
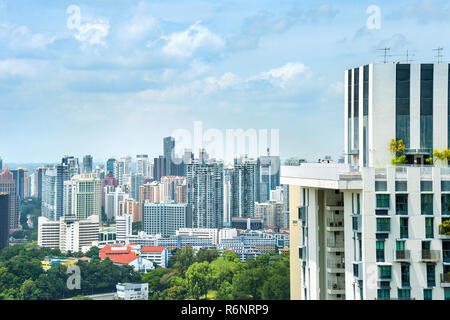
[{"xmin": 1, "ymin": 0, "xmax": 450, "ymax": 164}]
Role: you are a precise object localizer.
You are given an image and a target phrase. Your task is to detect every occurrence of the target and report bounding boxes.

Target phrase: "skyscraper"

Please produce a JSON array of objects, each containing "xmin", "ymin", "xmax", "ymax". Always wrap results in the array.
[
  {"xmin": 0, "ymin": 167, "xmax": 20, "ymax": 231},
  {"xmin": 186, "ymin": 159, "xmax": 224, "ymax": 229},
  {"xmin": 164, "ymin": 136, "xmax": 175, "ymax": 176},
  {"xmin": 130, "ymin": 173, "xmax": 144, "ymax": 202},
  {"xmin": 34, "ymin": 167, "xmax": 47, "ymax": 200},
  {"xmin": 106, "ymin": 158, "xmax": 117, "ymax": 176},
  {"xmin": 153, "ymin": 156, "xmax": 166, "ymax": 181},
  {"xmin": 12, "ymin": 167, "xmax": 29, "ymax": 200},
  {"xmin": 42, "ymin": 167, "xmax": 57, "ymax": 220},
  {"xmin": 136, "ymin": 154, "xmax": 150, "ymax": 177},
  {"xmin": 231, "ymin": 155, "xmax": 259, "ymax": 219},
  {"xmin": 258, "ymin": 152, "xmax": 281, "ymax": 202},
  {"xmin": 0, "ymin": 193, "xmax": 9, "ymax": 250},
  {"xmin": 63, "ymin": 173, "xmax": 102, "ymax": 220},
  {"xmin": 83, "ymin": 155, "xmax": 93, "ymax": 173}
]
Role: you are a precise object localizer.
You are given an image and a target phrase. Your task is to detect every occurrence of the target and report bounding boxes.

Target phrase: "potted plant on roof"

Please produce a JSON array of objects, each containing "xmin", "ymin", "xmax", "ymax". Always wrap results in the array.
[{"xmin": 389, "ymin": 139, "xmax": 407, "ymax": 165}]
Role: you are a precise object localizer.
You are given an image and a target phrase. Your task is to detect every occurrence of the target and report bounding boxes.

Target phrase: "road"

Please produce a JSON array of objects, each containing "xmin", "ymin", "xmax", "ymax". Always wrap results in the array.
[{"xmin": 62, "ymin": 292, "xmax": 116, "ymax": 300}]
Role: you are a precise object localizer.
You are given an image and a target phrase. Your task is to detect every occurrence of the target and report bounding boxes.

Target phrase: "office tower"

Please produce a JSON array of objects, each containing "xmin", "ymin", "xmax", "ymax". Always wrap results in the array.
[
  {"xmin": 29, "ymin": 172, "xmax": 35, "ymax": 199},
  {"xmin": 186, "ymin": 159, "xmax": 224, "ymax": 229},
  {"xmin": 255, "ymin": 200, "xmax": 284, "ymax": 229},
  {"xmin": 115, "ymin": 156, "xmax": 132, "ymax": 186},
  {"xmin": 105, "ymin": 187, "xmax": 127, "ymax": 220},
  {"xmin": 160, "ymin": 176, "xmax": 186, "ymax": 203},
  {"xmin": 143, "ymin": 201, "xmax": 192, "ymax": 236},
  {"xmin": 164, "ymin": 136, "xmax": 175, "ymax": 176},
  {"xmin": 12, "ymin": 167, "xmax": 29, "ymax": 200},
  {"xmin": 136, "ymin": 155, "xmax": 150, "ymax": 177},
  {"xmin": 153, "ymin": 156, "xmax": 166, "ymax": 181},
  {"xmin": 102, "ymin": 175, "xmax": 118, "ymax": 207},
  {"xmin": 42, "ymin": 168, "xmax": 57, "ymax": 220},
  {"xmin": 0, "ymin": 167, "xmax": 20, "ymax": 231},
  {"xmin": 258, "ymin": 152, "xmax": 281, "ymax": 202},
  {"xmin": 0, "ymin": 157, "xmax": 2, "ymax": 171},
  {"xmin": 38, "ymin": 215, "xmax": 99, "ymax": 253},
  {"xmin": 183, "ymin": 149, "xmax": 194, "ymax": 165},
  {"xmin": 0, "ymin": 193, "xmax": 9, "ymax": 250},
  {"xmin": 83, "ymin": 155, "xmax": 93, "ymax": 173},
  {"xmin": 106, "ymin": 158, "xmax": 117, "ymax": 176},
  {"xmin": 116, "ymin": 213, "xmax": 132, "ymax": 242},
  {"xmin": 282, "ymin": 63, "xmax": 450, "ymax": 301},
  {"xmin": 223, "ymin": 165, "xmax": 233, "ymax": 226},
  {"xmin": 176, "ymin": 183, "xmax": 187, "ymax": 204},
  {"xmin": 231, "ymin": 155, "xmax": 259, "ymax": 219},
  {"xmin": 131, "ymin": 173, "xmax": 144, "ymax": 202},
  {"xmin": 62, "ymin": 156, "xmax": 80, "ymax": 178},
  {"xmin": 34, "ymin": 167, "xmax": 47, "ymax": 200},
  {"xmin": 63, "ymin": 173, "xmax": 102, "ymax": 220}
]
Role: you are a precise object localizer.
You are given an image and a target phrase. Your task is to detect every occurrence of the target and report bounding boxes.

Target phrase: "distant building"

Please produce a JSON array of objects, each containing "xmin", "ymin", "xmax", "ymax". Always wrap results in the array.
[
  {"xmin": 116, "ymin": 283, "xmax": 149, "ymax": 300},
  {"xmin": 231, "ymin": 217, "xmax": 263, "ymax": 230},
  {"xmin": 140, "ymin": 246, "xmax": 168, "ymax": 268},
  {"xmin": 0, "ymin": 167, "xmax": 20, "ymax": 231},
  {"xmin": 143, "ymin": 201, "xmax": 192, "ymax": 236},
  {"xmin": 34, "ymin": 167, "xmax": 47, "ymax": 200},
  {"xmin": 0, "ymin": 193, "xmax": 9, "ymax": 250},
  {"xmin": 231, "ymin": 155, "xmax": 259, "ymax": 219},
  {"xmin": 12, "ymin": 167, "xmax": 29, "ymax": 200},
  {"xmin": 83, "ymin": 155, "xmax": 93, "ymax": 173}
]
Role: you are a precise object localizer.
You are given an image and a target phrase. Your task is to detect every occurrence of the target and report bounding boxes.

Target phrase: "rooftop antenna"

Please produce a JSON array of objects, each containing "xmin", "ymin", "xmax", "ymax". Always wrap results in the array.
[
  {"xmin": 404, "ymin": 50, "xmax": 415, "ymax": 63},
  {"xmin": 377, "ymin": 47, "xmax": 392, "ymax": 63},
  {"xmin": 433, "ymin": 47, "xmax": 444, "ymax": 63}
]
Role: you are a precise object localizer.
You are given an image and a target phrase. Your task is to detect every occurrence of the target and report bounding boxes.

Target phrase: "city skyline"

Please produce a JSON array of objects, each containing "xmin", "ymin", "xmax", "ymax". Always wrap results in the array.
[{"xmin": 2, "ymin": 1, "xmax": 450, "ymax": 162}]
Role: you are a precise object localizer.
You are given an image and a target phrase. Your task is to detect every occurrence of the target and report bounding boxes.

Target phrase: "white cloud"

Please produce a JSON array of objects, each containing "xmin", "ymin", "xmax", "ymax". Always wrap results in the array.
[
  {"xmin": 249, "ymin": 62, "xmax": 312, "ymax": 88},
  {"xmin": 118, "ymin": 2, "xmax": 159, "ymax": 44},
  {"xmin": 9, "ymin": 25, "xmax": 56, "ymax": 50},
  {"xmin": 0, "ymin": 59, "xmax": 38, "ymax": 79},
  {"xmin": 74, "ymin": 18, "xmax": 110, "ymax": 48},
  {"xmin": 161, "ymin": 21, "xmax": 225, "ymax": 58}
]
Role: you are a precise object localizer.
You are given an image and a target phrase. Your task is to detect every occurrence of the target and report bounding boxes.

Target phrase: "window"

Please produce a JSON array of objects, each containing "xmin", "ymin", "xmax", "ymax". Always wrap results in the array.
[
  {"xmin": 427, "ymin": 264, "xmax": 435, "ymax": 287},
  {"xmin": 379, "ymin": 265, "xmax": 392, "ymax": 280},
  {"xmin": 375, "ymin": 181, "xmax": 387, "ymax": 191},
  {"xmin": 377, "ymin": 218, "xmax": 390, "ymax": 233},
  {"xmin": 442, "ymin": 194, "xmax": 450, "ymax": 215},
  {"xmin": 425, "ymin": 217, "xmax": 434, "ymax": 238},
  {"xmin": 376, "ymin": 194, "xmax": 390, "ymax": 208},
  {"xmin": 356, "ymin": 193, "xmax": 361, "ymax": 214},
  {"xmin": 396, "ymin": 194, "xmax": 408, "ymax": 215},
  {"xmin": 396, "ymin": 181, "xmax": 408, "ymax": 192},
  {"xmin": 424, "ymin": 289, "xmax": 432, "ymax": 300},
  {"xmin": 442, "ymin": 181, "xmax": 450, "ymax": 192},
  {"xmin": 421, "ymin": 181, "xmax": 433, "ymax": 192},
  {"xmin": 421, "ymin": 194, "xmax": 433, "ymax": 215},
  {"xmin": 396, "ymin": 240, "xmax": 406, "ymax": 251},
  {"xmin": 401, "ymin": 264, "xmax": 410, "ymax": 287},
  {"xmin": 376, "ymin": 241, "xmax": 385, "ymax": 262},
  {"xmin": 398, "ymin": 289, "xmax": 411, "ymax": 300},
  {"xmin": 377, "ymin": 289, "xmax": 390, "ymax": 300},
  {"xmin": 400, "ymin": 217, "xmax": 408, "ymax": 239}
]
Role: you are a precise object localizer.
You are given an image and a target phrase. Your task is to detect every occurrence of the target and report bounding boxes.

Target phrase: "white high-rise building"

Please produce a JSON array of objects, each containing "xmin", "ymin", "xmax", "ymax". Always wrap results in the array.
[
  {"xmin": 63, "ymin": 173, "xmax": 102, "ymax": 220},
  {"xmin": 282, "ymin": 63, "xmax": 450, "ymax": 301},
  {"xmin": 136, "ymin": 154, "xmax": 150, "ymax": 178},
  {"xmin": 116, "ymin": 213, "xmax": 132, "ymax": 243}
]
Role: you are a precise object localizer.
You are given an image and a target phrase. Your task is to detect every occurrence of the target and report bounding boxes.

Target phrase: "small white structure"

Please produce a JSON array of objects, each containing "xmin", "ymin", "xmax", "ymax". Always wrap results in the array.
[{"xmin": 115, "ymin": 283, "xmax": 149, "ymax": 300}]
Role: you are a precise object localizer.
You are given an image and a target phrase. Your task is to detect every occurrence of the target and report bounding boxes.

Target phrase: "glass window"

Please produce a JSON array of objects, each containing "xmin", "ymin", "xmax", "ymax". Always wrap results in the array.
[
  {"xmin": 401, "ymin": 264, "xmax": 410, "ymax": 287},
  {"xmin": 375, "ymin": 181, "xmax": 387, "ymax": 192},
  {"xmin": 441, "ymin": 181, "xmax": 450, "ymax": 192},
  {"xmin": 396, "ymin": 194, "xmax": 408, "ymax": 215},
  {"xmin": 395, "ymin": 181, "xmax": 408, "ymax": 192},
  {"xmin": 424, "ymin": 289, "xmax": 432, "ymax": 300},
  {"xmin": 377, "ymin": 218, "xmax": 390, "ymax": 233},
  {"xmin": 377, "ymin": 289, "xmax": 390, "ymax": 300},
  {"xmin": 376, "ymin": 241, "xmax": 385, "ymax": 262},
  {"xmin": 442, "ymin": 194, "xmax": 450, "ymax": 215},
  {"xmin": 398, "ymin": 289, "xmax": 411, "ymax": 300},
  {"xmin": 427, "ymin": 264, "xmax": 435, "ymax": 287},
  {"xmin": 396, "ymin": 240, "xmax": 405, "ymax": 251},
  {"xmin": 376, "ymin": 194, "xmax": 390, "ymax": 209},
  {"xmin": 421, "ymin": 194, "xmax": 434, "ymax": 215},
  {"xmin": 379, "ymin": 265, "xmax": 392, "ymax": 280},
  {"xmin": 421, "ymin": 181, "xmax": 433, "ymax": 191},
  {"xmin": 425, "ymin": 217, "xmax": 434, "ymax": 238},
  {"xmin": 400, "ymin": 218, "xmax": 408, "ymax": 239}
]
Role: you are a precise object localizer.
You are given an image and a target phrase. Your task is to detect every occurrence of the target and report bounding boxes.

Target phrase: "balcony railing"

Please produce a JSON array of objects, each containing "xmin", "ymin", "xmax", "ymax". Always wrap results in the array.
[
  {"xmin": 421, "ymin": 250, "xmax": 440, "ymax": 262},
  {"xmin": 326, "ymin": 218, "xmax": 344, "ymax": 228},
  {"xmin": 440, "ymin": 273, "xmax": 450, "ymax": 287},
  {"xmin": 326, "ymin": 239, "xmax": 344, "ymax": 249},
  {"xmin": 327, "ymin": 260, "xmax": 345, "ymax": 270},
  {"xmin": 327, "ymin": 280, "xmax": 345, "ymax": 291},
  {"xmin": 394, "ymin": 250, "xmax": 411, "ymax": 262}
]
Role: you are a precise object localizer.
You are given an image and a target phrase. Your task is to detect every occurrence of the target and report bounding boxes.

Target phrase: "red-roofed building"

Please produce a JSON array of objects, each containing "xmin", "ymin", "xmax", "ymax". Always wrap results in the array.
[
  {"xmin": 140, "ymin": 246, "xmax": 168, "ymax": 268},
  {"xmin": 99, "ymin": 244, "xmax": 154, "ymax": 272}
]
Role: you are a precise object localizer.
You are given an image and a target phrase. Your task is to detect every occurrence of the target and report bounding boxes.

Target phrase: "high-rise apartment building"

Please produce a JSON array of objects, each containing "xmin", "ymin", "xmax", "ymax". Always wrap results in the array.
[
  {"xmin": 114, "ymin": 156, "xmax": 132, "ymax": 186},
  {"xmin": 231, "ymin": 155, "xmax": 259, "ymax": 219},
  {"xmin": 136, "ymin": 155, "xmax": 150, "ymax": 178},
  {"xmin": 106, "ymin": 158, "xmax": 117, "ymax": 176},
  {"xmin": 255, "ymin": 200, "xmax": 285, "ymax": 229},
  {"xmin": 143, "ymin": 201, "xmax": 192, "ymax": 236},
  {"xmin": 0, "ymin": 193, "xmax": 9, "ymax": 250},
  {"xmin": 83, "ymin": 155, "xmax": 93, "ymax": 173},
  {"xmin": 186, "ymin": 159, "xmax": 224, "ymax": 229},
  {"xmin": 63, "ymin": 173, "xmax": 102, "ymax": 220},
  {"xmin": 0, "ymin": 167, "xmax": 20, "ymax": 231},
  {"xmin": 258, "ymin": 153, "xmax": 281, "ymax": 202},
  {"xmin": 282, "ymin": 63, "xmax": 450, "ymax": 301},
  {"xmin": 131, "ymin": 173, "xmax": 144, "ymax": 202},
  {"xmin": 12, "ymin": 167, "xmax": 29, "ymax": 200},
  {"xmin": 164, "ymin": 136, "xmax": 175, "ymax": 176},
  {"xmin": 34, "ymin": 167, "xmax": 47, "ymax": 200}
]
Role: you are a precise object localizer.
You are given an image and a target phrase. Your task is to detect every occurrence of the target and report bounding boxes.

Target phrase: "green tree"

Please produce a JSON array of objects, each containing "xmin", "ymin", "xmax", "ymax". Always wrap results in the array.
[
  {"xmin": 174, "ymin": 246, "xmax": 196, "ymax": 277},
  {"xmin": 185, "ymin": 261, "xmax": 212, "ymax": 300},
  {"xmin": 196, "ymin": 249, "xmax": 219, "ymax": 263},
  {"xmin": 19, "ymin": 279, "xmax": 40, "ymax": 300}
]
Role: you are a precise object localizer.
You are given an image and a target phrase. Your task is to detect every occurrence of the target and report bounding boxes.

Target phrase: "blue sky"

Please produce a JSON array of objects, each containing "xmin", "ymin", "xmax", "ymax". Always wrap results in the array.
[{"xmin": 1, "ymin": 0, "xmax": 450, "ymax": 163}]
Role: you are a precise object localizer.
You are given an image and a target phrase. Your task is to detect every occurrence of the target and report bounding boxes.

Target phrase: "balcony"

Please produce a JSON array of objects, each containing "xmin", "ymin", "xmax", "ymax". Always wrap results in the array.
[
  {"xmin": 421, "ymin": 250, "xmax": 440, "ymax": 262},
  {"xmin": 394, "ymin": 250, "xmax": 411, "ymax": 262},
  {"xmin": 440, "ymin": 273, "xmax": 450, "ymax": 287},
  {"xmin": 327, "ymin": 279, "xmax": 346, "ymax": 295},
  {"xmin": 326, "ymin": 218, "xmax": 344, "ymax": 232},
  {"xmin": 327, "ymin": 259, "xmax": 345, "ymax": 273},
  {"xmin": 325, "ymin": 201, "xmax": 344, "ymax": 211},
  {"xmin": 326, "ymin": 239, "xmax": 345, "ymax": 252}
]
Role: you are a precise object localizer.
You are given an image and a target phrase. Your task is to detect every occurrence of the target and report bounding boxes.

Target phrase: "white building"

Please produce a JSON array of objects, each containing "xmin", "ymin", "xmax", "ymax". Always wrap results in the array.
[
  {"xmin": 140, "ymin": 246, "xmax": 168, "ymax": 268},
  {"xmin": 282, "ymin": 63, "xmax": 450, "ymax": 301},
  {"xmin": 143, "ymin": 201, "xmax": 191, "ymax": 236},
  {"xmin": 176, "ymin": 228, "xmax": 219, "ymax": 246},
  {"xmin": 116, "ymin": 213, "xmax": 132, "ymax": 243},
  {"xmin": 116, "ymin": 283, "xmax": 149, "ymax": 300},
  {"xmin": 63, "ymin": 173, "xmax": 102, "ymax": 220},
  {"xmin": 38, "ymin": 215, "xmax": 99, "ymax": 253}
]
